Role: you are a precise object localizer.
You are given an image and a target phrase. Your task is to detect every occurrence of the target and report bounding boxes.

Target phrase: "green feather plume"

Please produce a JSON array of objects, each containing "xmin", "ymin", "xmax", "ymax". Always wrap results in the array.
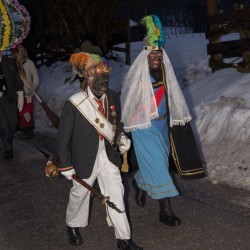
[
  {"xmin": 141, "ymin": 15, "xmax": 159, "ymax": 46},
  {"xmin": 92, "ymin": 54, "xmax": 102, "ymax": 63}
]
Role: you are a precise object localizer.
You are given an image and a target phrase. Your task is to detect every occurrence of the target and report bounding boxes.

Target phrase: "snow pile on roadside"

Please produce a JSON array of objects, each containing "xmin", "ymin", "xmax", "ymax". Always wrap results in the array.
[{"xmin": 185, "ymin": 68, "xmax": 250, "ymax": 191}]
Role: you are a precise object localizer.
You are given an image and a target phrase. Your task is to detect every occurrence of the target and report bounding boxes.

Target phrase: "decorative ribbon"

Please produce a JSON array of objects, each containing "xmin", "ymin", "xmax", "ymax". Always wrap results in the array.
[{"xmin": 154, "ymin": 85, "xmax": 165, "ymax": 107}]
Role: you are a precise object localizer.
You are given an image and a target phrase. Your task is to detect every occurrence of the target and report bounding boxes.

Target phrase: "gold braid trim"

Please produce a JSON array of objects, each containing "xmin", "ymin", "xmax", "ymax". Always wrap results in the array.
[
  {"xmin": 161, "ymin": 63, "xmax": 168, "ymax": 94},
  {"xmin": 152, "ymin": 81, "xmax": 163, "ymax": 87}
]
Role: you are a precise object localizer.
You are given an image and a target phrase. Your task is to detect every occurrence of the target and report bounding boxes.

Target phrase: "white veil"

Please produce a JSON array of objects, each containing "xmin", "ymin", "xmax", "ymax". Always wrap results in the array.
[{"xmin": 121, "ymin": 49, "xmax": 191, "ymax": 132}]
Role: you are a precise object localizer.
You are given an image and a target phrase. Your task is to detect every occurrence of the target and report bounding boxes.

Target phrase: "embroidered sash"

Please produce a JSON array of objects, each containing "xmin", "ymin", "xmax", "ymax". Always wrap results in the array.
[{"xmin": 69, "ymin": 91, "xmax": 115, "ymax": 144}]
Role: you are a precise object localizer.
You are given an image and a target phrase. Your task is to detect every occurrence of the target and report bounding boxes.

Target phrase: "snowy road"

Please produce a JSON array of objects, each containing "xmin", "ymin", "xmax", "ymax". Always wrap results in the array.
[{"xmin": 0, "ymin": 128, "xmax": 249, "ymax": 250}]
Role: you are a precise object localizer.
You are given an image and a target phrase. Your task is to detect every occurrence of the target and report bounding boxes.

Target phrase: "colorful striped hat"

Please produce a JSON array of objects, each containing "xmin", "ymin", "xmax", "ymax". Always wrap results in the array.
[{"xmin": 69, "ymin": 52, "xmax": 111, "ymax": 78}]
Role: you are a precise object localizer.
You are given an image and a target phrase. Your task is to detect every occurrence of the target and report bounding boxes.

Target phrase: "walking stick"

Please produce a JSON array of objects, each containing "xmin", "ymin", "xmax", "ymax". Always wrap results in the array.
[
  {"xmin": 71, "ymin": 174, "xmax": 124, "ymax": 213},
  {"xmin": 21, "ymin": 76, "xmax": 60, "ymax": 129},
  {"xmin": 35, "ymin": 145, "xmax": 124, "ymax": 213}
]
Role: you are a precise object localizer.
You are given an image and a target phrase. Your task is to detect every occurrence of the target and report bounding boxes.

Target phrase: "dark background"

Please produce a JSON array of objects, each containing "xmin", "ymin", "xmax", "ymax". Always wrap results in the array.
[{"xmin": 18, "ymin": 0, "xmax": 250, "ymax": 61}]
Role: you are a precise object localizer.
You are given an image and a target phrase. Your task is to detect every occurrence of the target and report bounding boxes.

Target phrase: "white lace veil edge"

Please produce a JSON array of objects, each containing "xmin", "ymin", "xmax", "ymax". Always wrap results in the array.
[{"xmin": 121, "ymin": 49, "xmax": 192, "ymax": 131}]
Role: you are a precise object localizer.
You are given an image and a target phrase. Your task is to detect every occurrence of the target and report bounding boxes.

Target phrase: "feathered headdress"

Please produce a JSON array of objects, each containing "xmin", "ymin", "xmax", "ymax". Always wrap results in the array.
[
  {"xmin": 0, "ymin": 0, "xmax": 30, "ymax": 50},
  {"xmin": 141, "ymin": 15, "xmax": 166, "ymax": 50},
  {"xmin": 69, "ymin": 52, "xmax": 111, "ymax": 78}
]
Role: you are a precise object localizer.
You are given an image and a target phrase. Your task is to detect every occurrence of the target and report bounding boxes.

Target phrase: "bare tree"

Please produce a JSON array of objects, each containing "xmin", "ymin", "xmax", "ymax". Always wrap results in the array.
[{"xmin": 20, "ymin": 0, "xmax": 121, "ymax": 59}]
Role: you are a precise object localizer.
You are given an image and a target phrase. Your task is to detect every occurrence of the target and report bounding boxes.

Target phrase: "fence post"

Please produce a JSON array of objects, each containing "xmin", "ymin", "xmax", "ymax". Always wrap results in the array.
[
  {"xmin": 125, "ymin": 19, "xmax": 131, "ymax": 65},
  {"xmin": 236, "ymin": 5, "xmax": 250, "ymax": 72},
  {"xmin": 205, "ymin": 0, "xmax": 223, "ymax": 72}
]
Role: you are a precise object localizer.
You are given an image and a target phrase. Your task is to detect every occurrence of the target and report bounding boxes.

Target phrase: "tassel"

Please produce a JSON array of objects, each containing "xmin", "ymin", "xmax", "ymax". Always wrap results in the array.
[{"xmin": 121, "ymin": 150, "xmax": 129, "ymax": 173}]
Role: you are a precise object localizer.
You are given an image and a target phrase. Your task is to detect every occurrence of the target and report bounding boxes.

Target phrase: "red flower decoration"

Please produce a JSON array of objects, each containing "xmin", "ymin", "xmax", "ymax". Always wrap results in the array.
[{"xmin": 111, "ymin": 105, "xmax": 115, "ymax": 111}]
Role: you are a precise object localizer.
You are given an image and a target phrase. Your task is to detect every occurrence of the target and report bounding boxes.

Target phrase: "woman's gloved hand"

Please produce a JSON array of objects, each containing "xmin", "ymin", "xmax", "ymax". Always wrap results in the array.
[{"xmin": 16, "ymin": 91, "xmax": 24, "ymax": 112}]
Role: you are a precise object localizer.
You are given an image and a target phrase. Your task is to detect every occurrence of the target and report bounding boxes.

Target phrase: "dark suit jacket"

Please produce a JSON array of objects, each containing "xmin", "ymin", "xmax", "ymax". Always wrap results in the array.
[
  {"xmin": 0, "ymin": 56, "xmax": 23, "ymax": 102},
  {"xmin": 57, "ymin": 89, "xmax": 124, "ymax": 179}
]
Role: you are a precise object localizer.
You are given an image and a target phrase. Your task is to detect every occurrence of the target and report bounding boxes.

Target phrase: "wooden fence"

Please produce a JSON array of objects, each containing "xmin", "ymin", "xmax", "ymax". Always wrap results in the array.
[
  {"xmin": 108, "ymin": 18, "xmax": 131, "ymax": 65},
  {"xmin": 206, "ymin": 7, "xmax": 250, "ymax": 73},
  {"xmin": 34, "ymin": 18, "xmax": 131, "ymax": 67}
]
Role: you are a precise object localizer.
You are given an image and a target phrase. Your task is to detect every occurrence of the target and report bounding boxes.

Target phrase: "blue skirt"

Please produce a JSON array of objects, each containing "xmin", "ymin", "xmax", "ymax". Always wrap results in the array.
[{"xmin": 132, "ymin": 121, "xmax": 179, "ymax": 199}]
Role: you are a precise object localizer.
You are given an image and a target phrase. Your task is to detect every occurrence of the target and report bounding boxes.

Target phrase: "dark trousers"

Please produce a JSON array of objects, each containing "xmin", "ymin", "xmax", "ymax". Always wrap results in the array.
[{"xmin": 0, "ymin": 96, "xmax": 18, "ymax": 151}]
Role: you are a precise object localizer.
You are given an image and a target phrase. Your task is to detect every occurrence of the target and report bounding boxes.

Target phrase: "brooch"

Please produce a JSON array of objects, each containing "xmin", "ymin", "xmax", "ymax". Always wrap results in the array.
[{"xmin": 111, "ymin": 105, "xmax": 116, "ymax": 117}]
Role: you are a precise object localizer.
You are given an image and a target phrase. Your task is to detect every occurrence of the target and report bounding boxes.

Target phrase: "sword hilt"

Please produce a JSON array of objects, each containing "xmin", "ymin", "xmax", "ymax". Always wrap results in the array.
[{"xmin": 105, "ymin": 199, "xmax": 124, "ymax": 213}]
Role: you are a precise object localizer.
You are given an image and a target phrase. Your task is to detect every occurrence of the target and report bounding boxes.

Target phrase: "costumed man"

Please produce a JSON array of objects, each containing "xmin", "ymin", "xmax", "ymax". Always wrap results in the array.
[
  {"xmin": 12, "ymin": 44, "xmax": 39, "ymax": 139},
  {"xmin": 0, "ymin": 50, "xmax": 24, "ymax": 159},
  {"xmin": 57, "ymin": 52, "xmax": 143, "ymax": 250},
  {"xmin": 121, "ymin": 15, "xmax": 205, "ymax": 226}
]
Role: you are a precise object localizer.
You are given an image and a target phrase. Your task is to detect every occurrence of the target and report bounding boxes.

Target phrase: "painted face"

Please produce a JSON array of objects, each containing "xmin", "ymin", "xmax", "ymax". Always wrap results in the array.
[
  {"xmin": 147, "ymin": 50, "xmax": 163, "ymax": 70},
  {"xmin": 88, "ymin": 74, "xmax": 109, "ymax": 96}
]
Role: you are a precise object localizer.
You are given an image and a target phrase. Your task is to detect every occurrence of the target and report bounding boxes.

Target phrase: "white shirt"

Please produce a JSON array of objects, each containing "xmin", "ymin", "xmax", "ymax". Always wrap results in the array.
[
  {"xmin": 87, "ymin": 86, "xmax": 105, "ymax": 111},
  {"xmin": 87, "ymin": 86, "xmax": 107, "ymax": 158}
]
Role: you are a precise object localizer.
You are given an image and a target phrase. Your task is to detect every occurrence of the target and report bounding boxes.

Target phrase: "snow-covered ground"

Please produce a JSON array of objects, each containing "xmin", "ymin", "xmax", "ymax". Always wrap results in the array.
[{"xmin": 35, "ymin": 33, "xmax": 250, "ymax": 191}]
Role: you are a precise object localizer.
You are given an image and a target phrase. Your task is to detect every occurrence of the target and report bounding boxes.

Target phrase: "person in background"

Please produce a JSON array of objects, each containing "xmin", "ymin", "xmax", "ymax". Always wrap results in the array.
[
  {"xmin": 121, "ymin": 15, "xmax": 204, "ymax": 227},
  {"xmin": 57, "ymin": 52, "xmax": 142, "ymax": 250},
  {"xmin": 0, "ymin": 50, "xmax": 24, "ymax": 159},
  {"xmin": 12, "ymin": 44, "xmax": 39, "ymax": 139}
]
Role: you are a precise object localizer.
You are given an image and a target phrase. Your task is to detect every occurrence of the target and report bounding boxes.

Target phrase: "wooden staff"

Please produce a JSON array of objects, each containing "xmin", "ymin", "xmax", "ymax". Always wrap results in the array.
[
  {"xmin": 121, "ymin": 150, "xmax": 129, "ymax": 173},
  {"xmin": 21, "ymin": 76, "xmax": 60, "ymax": 129},
  {"xmin": 35, "ymin": 145, "xmax": 124, "ymax": 214}
]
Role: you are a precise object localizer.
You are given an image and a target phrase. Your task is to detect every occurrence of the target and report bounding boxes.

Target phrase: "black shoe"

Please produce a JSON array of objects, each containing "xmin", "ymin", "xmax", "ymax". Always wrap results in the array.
[
  {"xmin": 158, "ymin": 198, "xmax": 181, "ymax": 226},
  {"xmin": 132, "ymin": 179, "xmax": 146, "ymax": 207},
  {"xmin": 4, "ymin": 150, "xmax": 13, "ymax": 160},
  {"xmin": 66, "ymin": 226, "xmax": 83, "ymax": 246},
  {"xmin": 117, "ymin": 239, "xmax": 143, "ymax": 250},
  {"xmin": 25, "ymin": 130, "xmax": 33, "ymax": 140}
]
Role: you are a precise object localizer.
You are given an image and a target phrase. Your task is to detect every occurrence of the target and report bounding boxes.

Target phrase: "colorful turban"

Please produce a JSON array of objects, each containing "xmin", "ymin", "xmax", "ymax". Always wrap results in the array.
[{"xmin": 69, "ymin": 52, "xmax": 111, "ymax": 78}]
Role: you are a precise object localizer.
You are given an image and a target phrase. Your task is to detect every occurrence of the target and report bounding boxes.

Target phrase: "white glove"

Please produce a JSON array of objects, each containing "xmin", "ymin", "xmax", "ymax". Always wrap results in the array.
[
  {"xmin": 119, "ymin": 135, "xmax": 131, "ymax": 154},
  {"xmin": 16, "ymin": 91, "xmax": 24, "ymax": 112},
  {"xmin": 61, "ymin": 168, "xmax": 76, "ymax": 180}
]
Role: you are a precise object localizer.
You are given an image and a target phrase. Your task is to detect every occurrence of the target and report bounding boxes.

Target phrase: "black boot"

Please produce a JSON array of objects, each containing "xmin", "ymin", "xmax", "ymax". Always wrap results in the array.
[
  {"xmin": 25, "ymin": 130, "xmax": 33, "ymax": 140},
  {"xmin": 158, "ymin": 198, "xmax": 181, "ymax": 226},
  {"xmin": 66, "ymin": 226, "xmax": 83, "ymax": 246},
  {"xmin": 132, "ymin": 179, "xmax": 146, "ymax": 207},
  {"xmin": 117, "ymin": 239, "xmax": 143, "ymax": 250},
  {"xmin": 4, "ymin": 150, "xmax": 13, "ymax": 160}
]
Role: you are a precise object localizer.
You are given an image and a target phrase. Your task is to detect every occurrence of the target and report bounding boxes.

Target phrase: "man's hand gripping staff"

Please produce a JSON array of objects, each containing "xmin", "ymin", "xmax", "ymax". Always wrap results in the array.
[
  {"xmin": 116, "ymin": 132, "xmax": 131, "ymax": 173},
  {"xmin": 34, "ymin": 145, "xmax": 125, "ymax": 214}
]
